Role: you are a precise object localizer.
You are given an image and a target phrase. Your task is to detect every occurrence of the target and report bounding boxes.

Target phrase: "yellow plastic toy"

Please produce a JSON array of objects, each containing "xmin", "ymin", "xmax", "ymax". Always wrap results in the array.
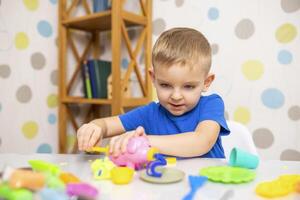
[
  {"xmin": 90, "ymin": 157, "xmax": 115, "ymax": 180},
  {"xmin": 255, "ymin": 174, "xmax": 300, "ymax": 198},
  {"xmin": 87, "ymin": 146, "xmax": 109, "ymax": 155},
  {"xmin": 111, "ymin": 167, "xmax": 134, "ymax": 185},
  {"xmin": 165, "ymin": 157, "xmax": 177, "ymax": 165}
]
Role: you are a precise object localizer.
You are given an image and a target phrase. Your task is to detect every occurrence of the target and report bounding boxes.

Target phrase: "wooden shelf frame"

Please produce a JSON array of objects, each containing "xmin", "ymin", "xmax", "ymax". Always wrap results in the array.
[{"xmin": 58, "ymin": 0, "xmax": 152, "ymax": 153}]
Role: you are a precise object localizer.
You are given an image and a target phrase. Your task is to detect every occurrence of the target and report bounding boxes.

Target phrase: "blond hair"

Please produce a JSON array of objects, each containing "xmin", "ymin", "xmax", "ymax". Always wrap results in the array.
[{"xmin": 152, "ymin": 27, "xmax": 211, "ymax": 73}]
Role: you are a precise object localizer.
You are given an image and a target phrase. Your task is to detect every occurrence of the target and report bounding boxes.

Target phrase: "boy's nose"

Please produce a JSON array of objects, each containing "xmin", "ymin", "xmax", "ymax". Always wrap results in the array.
[{"xmin": 171, "ymin": 90, "xmax": 183, "ymax": 101}]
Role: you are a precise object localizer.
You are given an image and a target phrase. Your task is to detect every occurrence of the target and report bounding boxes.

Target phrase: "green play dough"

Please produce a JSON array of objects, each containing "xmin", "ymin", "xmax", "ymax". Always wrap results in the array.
[
  {"xmin": 200, "ymin": 166, "xmax": 256, "ymax": 183},
  {"xmin": 140, "ymin": 168, "xmax": 185, "ymax": 184}
]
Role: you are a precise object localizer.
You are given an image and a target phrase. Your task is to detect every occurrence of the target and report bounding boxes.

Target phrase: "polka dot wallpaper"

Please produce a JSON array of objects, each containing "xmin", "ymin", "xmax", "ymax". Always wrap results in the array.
[
  {"xmin": 0, "ymin": 0, "xmax": 299, "ymax": 161},
  {"xmin": 151, "ymin": 0, "xmax": 300, "ymax": 160}
]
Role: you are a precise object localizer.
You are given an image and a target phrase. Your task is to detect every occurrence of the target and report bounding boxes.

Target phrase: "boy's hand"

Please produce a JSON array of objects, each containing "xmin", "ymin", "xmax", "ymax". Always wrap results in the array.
[
  {"xmin": 77, "ymin": 122, "xmax": 102, "ymax": 151},
  {"xmin": 109, "ymin": 126, "xmax": 146, "ymax": 157}
]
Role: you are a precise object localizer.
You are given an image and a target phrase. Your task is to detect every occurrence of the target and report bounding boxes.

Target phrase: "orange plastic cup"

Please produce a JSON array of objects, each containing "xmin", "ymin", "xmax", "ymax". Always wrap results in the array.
[{"xmin": 111, "ymin": 167, "xmax": 134, "ymax": 185}]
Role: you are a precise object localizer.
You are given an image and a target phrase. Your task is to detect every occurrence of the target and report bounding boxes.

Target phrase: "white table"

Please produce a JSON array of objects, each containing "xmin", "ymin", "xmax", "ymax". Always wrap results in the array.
[{"xmin": 1, "ymin": 154, "xmax": 300, "ymax": 200}]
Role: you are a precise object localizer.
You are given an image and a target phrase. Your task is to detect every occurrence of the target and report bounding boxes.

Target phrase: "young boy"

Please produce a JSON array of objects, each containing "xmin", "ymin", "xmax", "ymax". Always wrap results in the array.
[{"xmin": 77, "ymin": 27, "xmax": 230, "ymax": 158}]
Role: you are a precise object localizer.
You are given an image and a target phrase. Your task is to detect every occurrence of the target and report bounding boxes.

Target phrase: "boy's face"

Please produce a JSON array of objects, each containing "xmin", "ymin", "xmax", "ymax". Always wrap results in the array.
[{"xmin": 150, "ymin": 63, "xmax": 214, "ymax": 116}]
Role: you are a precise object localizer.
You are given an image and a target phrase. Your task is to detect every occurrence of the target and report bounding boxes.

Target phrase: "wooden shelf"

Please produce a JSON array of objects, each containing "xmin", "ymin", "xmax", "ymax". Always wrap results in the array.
[
  {"xmin": 62, "ymin": 96, "xmax": 112, "ymax": 105},
  {"xmin": 62, "ymin": 10, "xmax": 147, "ymax": 31},
  {"xmin": 58, "ymin": 0, "xmax": 152, "ymax": 153}
]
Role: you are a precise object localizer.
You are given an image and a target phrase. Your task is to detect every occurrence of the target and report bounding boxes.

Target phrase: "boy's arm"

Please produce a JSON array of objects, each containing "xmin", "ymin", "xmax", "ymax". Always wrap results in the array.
[
  {"xmin": 91, "ymin": 116, "xmax": 125, "ymax": 138},
  {"xmin": 147, "ymin": 120, "xmax": 220, "ymax": 157}
]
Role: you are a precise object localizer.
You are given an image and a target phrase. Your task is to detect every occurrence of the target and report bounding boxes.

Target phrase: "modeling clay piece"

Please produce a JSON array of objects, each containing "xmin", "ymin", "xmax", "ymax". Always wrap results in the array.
[
  {"xmin": 0, "ymin": 184, "xmax": 33, "ymax": 200},
  {"xmin": 295, "ymin": 181, "xmax": 300, "ymax": 193},
  {"xmin": 46, "ymin": 174, "xmax": 65, "ymax": 189},
  {"xmin": 28, "ymin": 160, "xmax": 60, "ymax": 175},
  {"xmin": 39, "ymin": 188, "xmax": 68, "ymax": 200},
  {"xmin": 91, "ymin": 157, "xmax": 115, "ymax": 180},
  {"xmin": 111, "ymin": 167, "xmax": 134, "ymax": 184},
  {"xmin": 200, "ymin": 166, "xmax": 256, "ymax": 183},
  {"xmin": 109, "ymin": 136, "xmax": 159, "ymax": 169},
  {"xmin": 146, "ymin": 154, "xmax": 167, "ymax": 177},
  {"xmin": 66, "ymin": 183, "xmax": 98, "ymax": 199},
  {"xmin": 183, "ymin": 175, "xmax": 208, "ymax": 200},
  {"xmin": 255, "ymin": 174, "xmax": 300, "ymax": 198},
  {"xmin": 9, "ymin": 169, "xmax": 45, "ymax": 190},
  {"xmin": 59, "ymin": 172, "xmax": 80, "ymax": 184}
]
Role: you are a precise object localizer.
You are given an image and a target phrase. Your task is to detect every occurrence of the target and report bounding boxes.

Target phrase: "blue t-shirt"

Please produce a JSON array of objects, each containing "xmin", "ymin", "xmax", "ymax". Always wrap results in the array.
[{"xmin": 119, "ymin": 94, "xmax": 230, "ymax": 158}]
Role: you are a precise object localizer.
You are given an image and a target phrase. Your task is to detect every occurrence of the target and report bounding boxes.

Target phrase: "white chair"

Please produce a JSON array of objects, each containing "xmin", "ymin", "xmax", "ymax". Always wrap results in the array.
[{"xmin": 222, "ymin": 120, "xmax": 258, "ymax": 159}]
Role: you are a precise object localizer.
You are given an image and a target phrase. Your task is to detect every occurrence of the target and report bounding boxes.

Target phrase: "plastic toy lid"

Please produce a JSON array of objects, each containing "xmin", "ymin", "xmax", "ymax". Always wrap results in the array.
[
  {"xmin": 140, "ymin": 167, "xmax": 185, "ymax": 184},
  {"xmin": 199, "ymin": 166, "xmax": 256, "ymax": 183}
]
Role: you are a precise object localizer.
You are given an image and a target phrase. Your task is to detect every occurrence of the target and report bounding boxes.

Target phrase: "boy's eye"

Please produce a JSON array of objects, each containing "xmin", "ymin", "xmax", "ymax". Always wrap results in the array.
[
  {"xmin": 160, "ymin": 83, "xmax": 171, "ymax": 88},
  {"xmin": 184, "ymin": 85, "xmax": 195, "ymax": 89}
]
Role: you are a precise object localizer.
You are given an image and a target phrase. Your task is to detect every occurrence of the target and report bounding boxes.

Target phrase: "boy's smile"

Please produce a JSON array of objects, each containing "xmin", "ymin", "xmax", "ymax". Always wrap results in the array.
[{"xmin": 150, "ymin": 63, "xmax": 214, "ymax": 116}]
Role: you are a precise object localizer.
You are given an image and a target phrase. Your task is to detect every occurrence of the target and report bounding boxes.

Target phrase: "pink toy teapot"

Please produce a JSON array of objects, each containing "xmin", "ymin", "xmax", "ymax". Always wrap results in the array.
[{"xmin": 109, "ymin": 136, "xmax": 159, "ymax": 169}]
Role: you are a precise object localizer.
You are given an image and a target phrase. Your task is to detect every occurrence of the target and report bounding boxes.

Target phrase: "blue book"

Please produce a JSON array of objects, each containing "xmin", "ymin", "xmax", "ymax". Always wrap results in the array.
[{"xmin": 87, "ymin": 60, "xmax": 98, "ymax": 98}]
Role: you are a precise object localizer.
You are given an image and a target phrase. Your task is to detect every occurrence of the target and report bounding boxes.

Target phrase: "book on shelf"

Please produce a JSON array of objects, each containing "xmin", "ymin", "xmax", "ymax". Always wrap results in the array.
[
  {"xmin": 84, "ymin": 59, "xmax": 111, "ymax": 99},
  {"xmin": 87, "ymin": 60, "xmax": 98, "ymax": 98},
  {"xmin": 82, "ymin": 61, "xmax": 92, "ymax": 99}
]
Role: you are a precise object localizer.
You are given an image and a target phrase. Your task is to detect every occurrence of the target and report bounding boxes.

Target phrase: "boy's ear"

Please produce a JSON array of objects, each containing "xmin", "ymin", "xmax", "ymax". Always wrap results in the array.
[
  {"xmin": 148, "ymin": 68, "xmax": 155, "ymax": 83},
  {"xmin": 202, "ymin": 73, "xmax": 215, "ymax": 92}
]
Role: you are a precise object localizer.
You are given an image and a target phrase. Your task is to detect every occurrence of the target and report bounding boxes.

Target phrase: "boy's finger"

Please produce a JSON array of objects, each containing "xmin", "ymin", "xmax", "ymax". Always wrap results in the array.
[
  {"xmin": 82, "ymin": 126, "xmax": 94, "ymax": 150},
  {"xmin": 120, "ymin": 134, "xmax": 132, "ymax": 153},
  {"xmin": 109, "ymin": 136, "xmax": 117, "ymax": 153},
  {"xmin": 77, "ymin": 124, "xmax": 88, "ymax": 151},
  {"xmin": 135, "ymin": 126, "xmax": 145, "ymax": 136},
  {"xmin": 112, "ymin": 136, "xmax": 122, "ymax": 157},
  {"xmin": 87, "ymin": 127, "xmax": 102, "ymax": 148}
]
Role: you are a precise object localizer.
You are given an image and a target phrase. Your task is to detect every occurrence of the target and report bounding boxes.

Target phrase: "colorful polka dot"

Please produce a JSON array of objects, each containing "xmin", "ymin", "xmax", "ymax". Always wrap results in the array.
[
  {"xmin": 211, "ymin": 43, "xmax": 219, "ymax": 55},
  {"xmin": 252, "ymin": 128, "xmax": 274, "ymax": 149},
  {"xmin": 275, "ymin": 23, "xmax": 297, "ymax": 43},
  {"xmin": 281, "ymin": 0, "xmax": 300, "ymax": 13},
  {"xmin": 49, "ymin": 0, "xmax": 57, "ymax": 5},
  {"xmin": 280, "ymin": 149, "xmax": 300, "ymax": 161},
  {"xmin": 31, "ymin": 52, "xmax": 46, "ymax": 70},
  {"xmin": 288, "ymin": 105, "xmax": 300, "ymax": 121},
  {"xmin": 15, "ymin": 32, "xmax": 29, "ymax": 50},
  {"xmin": 22, "ymin": 121, "xmax": 38, "ymax": 139},
  {"xmin": 16, "ymin": 85, "xmax": 32, "ymax": 103},
  {"xmin": 277, "ymin": 50, "xmax": 293, "ymax": 64},
  {"xmin": 235, "ymin": 19, "xmax": 255, "ymax": 39},
  {"xmin": 0, "ymin": 64, "xmax": 11, "ymax": 78},
  {"xmin": 242, "ymin": 60, "xmax": 264, "ymax": 80},
  {"xmin": 47, "ymin": 94, "xmax": 58, "ymax": 108},
  {"xmin": 233, "ymin": 106, "xmax": 251, "ymax": 124},
  {"xmin": 37, "ymin": 20, "xmax": 53, "ymax": 38},
  {"xmin": 121, "ymin": 58, "xmax": 129, "ymax": 69},
  {"xmin": 48, "ymin": 113, "xmax": 56, "ymax": 124},
  {"xmin": 23, "ymin": 0, "xmax": 39, "ymax": 11},
  {"xmin": 50, "ymin": 70, "xmax": 58, "ymax": 86},
  {"xmin": 208, "ymin": 7, "xmax": 219, "ymax": 20},
  {"xmin": 37, "ymin": 143, "xmax": 52, "ymax": 153},
  {"xmin": 175, "ymin": 0, "xmax": 184, "ymax": 7},
  {"xmin": 261, "ymin": 88, "xmax": 285, "ymax": 109},
  {"xmin": 152, "ymin": 18, "xmax": 166, "ymax": 36}
]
